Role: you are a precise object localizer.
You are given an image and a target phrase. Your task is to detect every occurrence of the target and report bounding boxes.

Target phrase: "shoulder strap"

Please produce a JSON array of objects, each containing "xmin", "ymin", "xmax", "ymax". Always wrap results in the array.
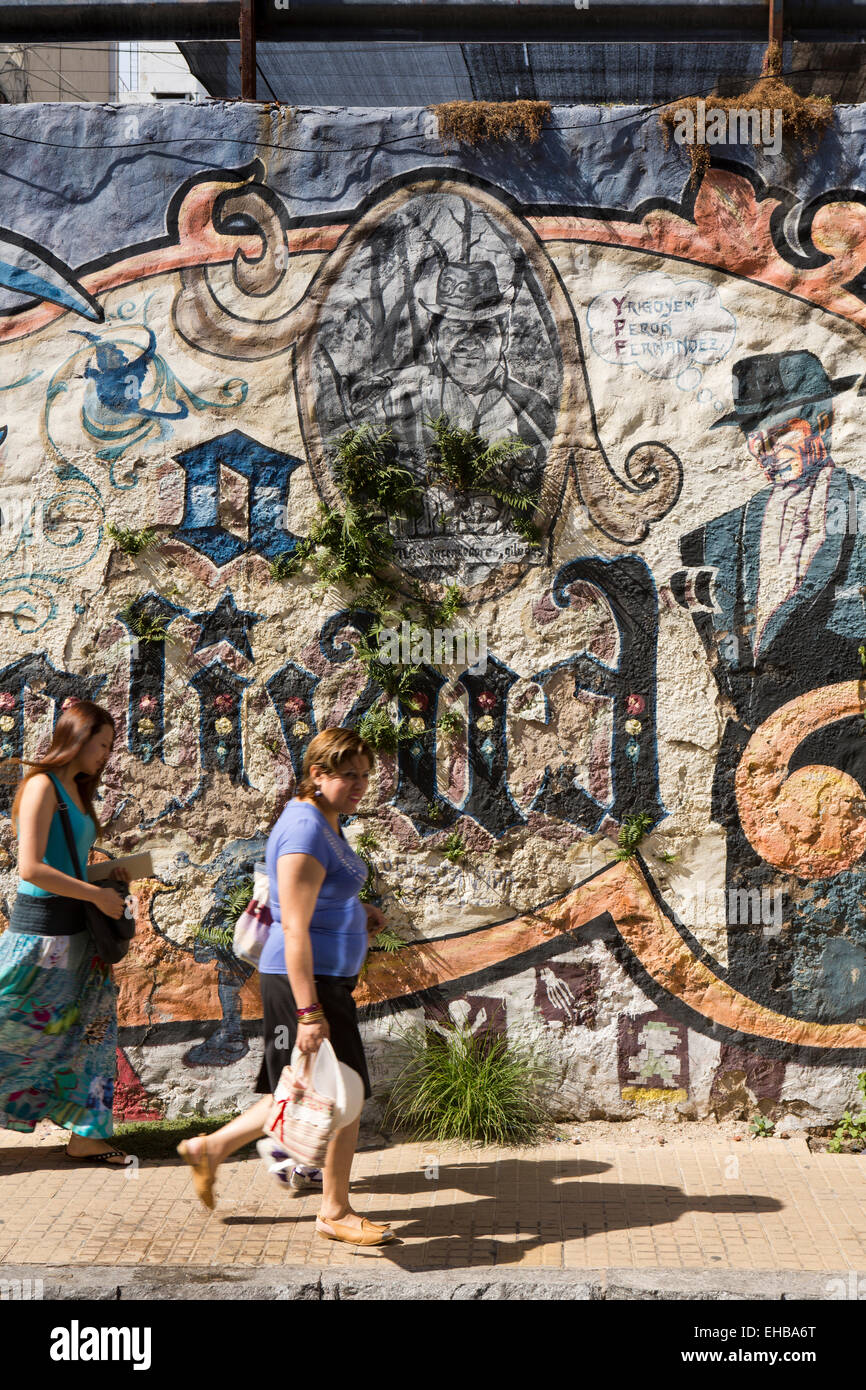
[{"xmin": 54, "ymin": 797, "xmax": 86, "ymax": 883}]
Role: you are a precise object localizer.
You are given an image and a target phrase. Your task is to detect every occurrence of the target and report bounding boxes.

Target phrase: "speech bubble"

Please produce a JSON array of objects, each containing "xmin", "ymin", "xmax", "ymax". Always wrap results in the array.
[{"xmin": 587, "ymin": 270, "xmax": 736, "ymax": 382}]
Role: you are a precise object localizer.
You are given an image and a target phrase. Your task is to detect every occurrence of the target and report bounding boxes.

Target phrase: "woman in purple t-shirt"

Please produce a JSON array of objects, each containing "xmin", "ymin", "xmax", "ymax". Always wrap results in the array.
[{"xmin": 177, "ymin": 728, "xmax": 395, "ymax": 1245}]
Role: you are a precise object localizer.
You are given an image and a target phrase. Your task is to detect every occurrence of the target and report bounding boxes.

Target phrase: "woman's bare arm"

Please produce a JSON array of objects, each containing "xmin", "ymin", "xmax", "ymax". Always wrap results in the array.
[{"xmin": 277, "ymin": 852, "xmax": 328, "ymax": 1053}]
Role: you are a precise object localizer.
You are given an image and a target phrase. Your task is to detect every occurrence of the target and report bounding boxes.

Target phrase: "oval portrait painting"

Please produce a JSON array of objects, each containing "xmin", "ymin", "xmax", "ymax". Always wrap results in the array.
[{"xmin": 295, "ymin": 179, "xmax": 571, "ymax": 597}]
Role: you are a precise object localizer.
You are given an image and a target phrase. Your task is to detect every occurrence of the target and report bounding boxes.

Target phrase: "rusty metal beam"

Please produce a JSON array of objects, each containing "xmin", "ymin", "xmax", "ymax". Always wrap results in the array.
[
  {"xmin": 240, "ymin": 0, "xmax": 256, "ymax": 100},
  {"xmin": 0, "ymin": 2, "xmax": 858, "ymax": 46}
]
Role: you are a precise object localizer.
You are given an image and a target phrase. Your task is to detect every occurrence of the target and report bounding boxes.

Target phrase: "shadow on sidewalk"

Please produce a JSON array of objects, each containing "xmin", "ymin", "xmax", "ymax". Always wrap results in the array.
[{"xmin": 220, "ymin": 1154, "xmax": 785, "ymax": 1268}]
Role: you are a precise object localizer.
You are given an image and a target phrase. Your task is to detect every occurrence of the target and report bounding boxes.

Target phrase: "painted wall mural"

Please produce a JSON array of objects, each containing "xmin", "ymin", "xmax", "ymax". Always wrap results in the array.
[{"xmin": 1, "ymin": 102, "xmax": 866, "ymax": 1124}]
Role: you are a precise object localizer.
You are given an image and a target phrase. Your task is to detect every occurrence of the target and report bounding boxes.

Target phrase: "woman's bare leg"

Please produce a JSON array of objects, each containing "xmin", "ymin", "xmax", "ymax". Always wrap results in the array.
[
  {"xmin": 318, "ymin": 1117, "xmax": 386, "ymax": 1233},
  {"xmin": 184, "ymin": 1095, "xmax": 274, "ymax": 1172}
]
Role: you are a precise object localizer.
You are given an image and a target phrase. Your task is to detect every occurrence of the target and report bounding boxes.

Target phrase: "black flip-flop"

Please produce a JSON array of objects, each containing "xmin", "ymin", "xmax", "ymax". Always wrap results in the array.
[{"xmin": 64, "ymin": 1145, "xmax": 128, "ymax": 1165}]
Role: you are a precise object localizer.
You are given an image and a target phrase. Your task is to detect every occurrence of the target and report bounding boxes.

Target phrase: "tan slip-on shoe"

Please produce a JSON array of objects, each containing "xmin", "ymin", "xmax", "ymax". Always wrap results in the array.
[
  {"xmin": 315, "ymin": 1216, "xmax": 395, "ymax": 1246},
  {"xmin": 177, "ymin": 1135, "xmax": 216, "ymax": 1211}
]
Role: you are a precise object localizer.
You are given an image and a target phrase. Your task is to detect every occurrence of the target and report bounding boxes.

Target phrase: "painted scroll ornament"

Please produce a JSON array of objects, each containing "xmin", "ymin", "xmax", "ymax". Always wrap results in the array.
[
  {"xmin": 735, "ymin": 680, "xmax": 866, "ymax": 877},
  {"xmin": 354, "ymin": 855, "xmax": 866, "ymax": 1055},
  {"xmin": 171, "ymin": 174, "xmax": 684, "ymax": 587}
]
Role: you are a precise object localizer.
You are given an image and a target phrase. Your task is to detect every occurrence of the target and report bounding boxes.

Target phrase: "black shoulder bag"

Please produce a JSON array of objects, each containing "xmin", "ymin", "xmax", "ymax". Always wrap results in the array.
[{"xmin": 55, "ymin": 798, "xmax": 136, "ymax": 964}]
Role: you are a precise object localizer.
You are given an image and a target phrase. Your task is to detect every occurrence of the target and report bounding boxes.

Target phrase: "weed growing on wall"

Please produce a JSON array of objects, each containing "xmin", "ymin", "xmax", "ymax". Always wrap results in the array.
[
  {"xmin": 611, "ymin": 811, "xmax": 655, "ymax": 861},
  {"xmin": 219, "ymin": 876, "xmax": 255, "ymax": 926},
  {"xmin": 432, "ymin": 100, "xmax": 552, "ymax": 147},
  {"xmin": 369, "ymin": 927, "xmax": 405, "ymax": 954},
  {"xmin": 332, "ymin": 423, "xmax": 425, "ymax": 518},
  {"xmin": 105, "ymin": 523, "xmax": 158, "ymax": 556},
  {"xmin": 118, "ymin": 601, "xmax": 172, "ymax": 644},
  {"xmin": 440, "ymin": 831, "xmax": 466, "ymax": 864},
  {"xmin": 750, "ymin": 1114, "xmax": 776, "ymax": 1138},
  {"xmin": 425, "ymin": 415, "xmax": 541, "ymax": 543},
  {"xmin": 828, "ymin": 1071, "xmax": 866, "ymax": 1152},
  {"xmin": 436, "ymin": 706, "xmax": 465, "ymax": 741},
  {"xmin": 356, "ymin": 703, "xmax": 414, "ymax": 753},
  {"xmin": 385, "ymin": 1022, "xmax": 552, "ymax": 1145},
  {"xmin": 659, "ymin": 42, "xmax": 833, "ymax": 186}
]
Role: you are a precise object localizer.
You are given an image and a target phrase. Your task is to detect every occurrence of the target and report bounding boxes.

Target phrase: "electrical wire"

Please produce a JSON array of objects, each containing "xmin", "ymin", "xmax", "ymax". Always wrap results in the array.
[
  {"xmin": 0, "ymin": 63, "xmax": 856, "ymax": 156},
  {"xmin": 14, "ymin": 48, "xmax": 96, "ymax": 103}
]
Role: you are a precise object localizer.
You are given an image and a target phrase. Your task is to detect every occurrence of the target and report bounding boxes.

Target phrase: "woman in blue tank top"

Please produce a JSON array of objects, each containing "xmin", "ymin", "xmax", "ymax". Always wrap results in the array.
[
  {"xmin": 178, "ymin": 728, "xmax": 397, "ymax": 1245},
  {"xmin": 0, "ymin": 698, "xmax": 132, "ymax": 1163}
]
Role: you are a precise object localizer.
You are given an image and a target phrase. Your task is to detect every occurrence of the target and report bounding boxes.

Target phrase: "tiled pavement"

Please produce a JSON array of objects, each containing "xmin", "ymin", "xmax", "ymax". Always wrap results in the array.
[{"xmin": 2, "ymin": 1125, "xmax": 866, "ymax": 1277}]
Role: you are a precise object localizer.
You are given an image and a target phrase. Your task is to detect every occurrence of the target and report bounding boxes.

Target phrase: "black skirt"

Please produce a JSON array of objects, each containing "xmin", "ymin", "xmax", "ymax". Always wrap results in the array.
[{"xmin": 255, "ymin": 973, "xmax": 372, "ymax": 1100}]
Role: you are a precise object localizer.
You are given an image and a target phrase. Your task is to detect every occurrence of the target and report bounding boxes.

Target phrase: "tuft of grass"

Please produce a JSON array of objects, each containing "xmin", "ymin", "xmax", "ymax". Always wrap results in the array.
[
  {"xmin": 658, "ymin": 46, "xmax": 833, "ymax": 188},
  {"xmin": 106, "ymin": 522, "xmax": 158, "ymax": 556},
  {"xmin": 385, "ymin": 1022, "xmax": 552, "ymax": 1145},
  {"xmin": 432, "ymin": 100, "xmax": 552, "ymax": 146}
]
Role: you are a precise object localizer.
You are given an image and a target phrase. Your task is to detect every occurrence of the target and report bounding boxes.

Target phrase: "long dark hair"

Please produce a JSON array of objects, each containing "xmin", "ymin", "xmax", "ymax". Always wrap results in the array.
[{"xmin": 11, "ymin": 698, "xmax": 115, "ymax": 829}]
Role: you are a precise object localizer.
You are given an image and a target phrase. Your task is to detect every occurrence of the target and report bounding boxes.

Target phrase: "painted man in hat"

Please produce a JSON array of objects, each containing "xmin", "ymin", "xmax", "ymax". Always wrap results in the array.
[
  {"xmin": 675, "ymin": 349, "xmax": 866, "ymax": 1025},
  {"xmin": 379, "ymin": 260, "xmax": 556, "ymax": 534}
]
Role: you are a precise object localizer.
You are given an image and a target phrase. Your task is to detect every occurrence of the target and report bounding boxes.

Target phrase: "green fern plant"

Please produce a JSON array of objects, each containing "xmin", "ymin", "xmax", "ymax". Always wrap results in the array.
[
  {"xmin": 612, "ymin": 811, "xmax": 655, "ymax": 861},
  {"xmin": 424, "ymin": 414, "xmax": 541, "ymax": 542},
  {"xmin": 357, "ymin": 703, "xmax": 414, "ymax": 753},
  {"xmin": 332, "ymin": 423, "xmax": 424, "ymax": 518},
  {"xmin": 106, "ymin": 522, "xmax": 158, "ymax": 556},
  {"xmin": 218, "ymin": 876, "xmax": 255, "ymax": 926},
  {"xmin": 352, "ymin": 624, "xmax": 423, "ymax": 701},
  {"xmin": 370, "ymin": 926, "xmax": 406, "ymax": 954},
  {"xmin": 194, "ymin": 923, "xmax": 237, "ymax": 950},
  {"xmin": 435, "ymin": 582, "xmax": 465, "ymax": 626},
  {"xmin": 119, "ymin": 601, "xmax": 171, "ymax": 644},
  {"xmin": 269, "ymin": 553, "xmax": 298, "ymax": 583},
  {"xmin": 440, "ymin": 831, "xmax": 466, "ymax": 864}
]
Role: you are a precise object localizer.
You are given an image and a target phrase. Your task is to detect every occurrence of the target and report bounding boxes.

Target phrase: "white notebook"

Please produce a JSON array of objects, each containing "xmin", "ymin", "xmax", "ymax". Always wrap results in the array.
[{"xmin": 87, "ymin": 852, "xmax": 154, "ymax": 883}]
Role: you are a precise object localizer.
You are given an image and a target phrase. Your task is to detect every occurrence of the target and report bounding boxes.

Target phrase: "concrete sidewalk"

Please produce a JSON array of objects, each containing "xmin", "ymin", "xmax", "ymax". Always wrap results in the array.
[{"xmin": 2, "ymin": 1124, "xmax": 865, "ymax": 1299}]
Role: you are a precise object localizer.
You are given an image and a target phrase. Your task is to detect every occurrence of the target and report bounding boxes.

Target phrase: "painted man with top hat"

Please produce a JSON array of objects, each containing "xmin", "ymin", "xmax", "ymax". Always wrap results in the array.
[
  {"xmin": 378, "ymin": 259, "xmax": 556, "ymax": 533},
  {"xmin": 675, "ymin": 349, "xmax": 866, "ymax": 1028}
]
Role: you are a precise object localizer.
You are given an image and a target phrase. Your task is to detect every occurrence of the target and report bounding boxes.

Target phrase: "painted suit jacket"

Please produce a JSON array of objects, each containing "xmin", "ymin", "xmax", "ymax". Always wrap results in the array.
[
  {"xmin": 676, "ymin": 465, "xmax": 866, "ymax": 1022},
  {"xmin": 679, "ymin": 466, "xmax": 866, "ymax": 729}
]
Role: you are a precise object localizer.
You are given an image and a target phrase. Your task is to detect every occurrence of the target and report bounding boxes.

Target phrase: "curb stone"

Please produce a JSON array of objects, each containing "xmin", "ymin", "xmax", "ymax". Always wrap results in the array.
[{"xmin": 1, "ymin": 1265, "xmax": 860, "ymax": 1301}]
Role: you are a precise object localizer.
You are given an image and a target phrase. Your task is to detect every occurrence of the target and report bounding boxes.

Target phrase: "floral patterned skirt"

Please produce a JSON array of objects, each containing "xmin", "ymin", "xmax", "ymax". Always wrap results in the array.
[{"xmin": 0, "ymin": 928, "xmax": 118, "ymax": 1138}]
